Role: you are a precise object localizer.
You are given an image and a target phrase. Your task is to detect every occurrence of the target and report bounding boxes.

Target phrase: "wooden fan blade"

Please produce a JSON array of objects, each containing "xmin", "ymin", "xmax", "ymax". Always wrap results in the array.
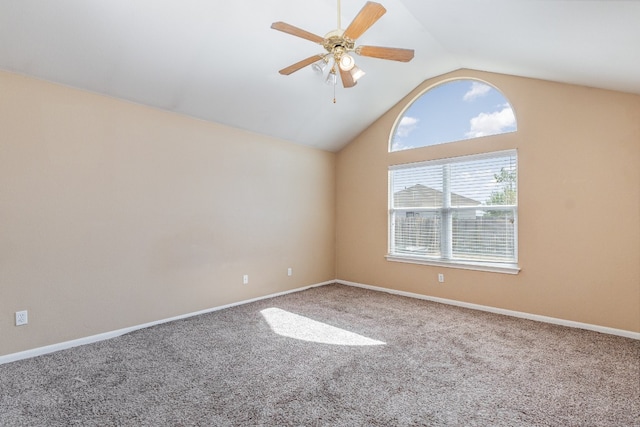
[
  {"xmin": 279, "ymin": 54, "xmax": 324, "ymax": 75},
  {"xmin": 271, "ymin": 22, "xmax": 324, "ymax": 44},
  {"xmin": 343, "ymin": 2, "xmax": 386, "ymax": 41},
  {"xmin": 356, "ymin": 45, "xmax": 414, "ymax": 62},
  {"xmin": 339, "ymin": 68, "xmax": 357, "ymax": 88}
]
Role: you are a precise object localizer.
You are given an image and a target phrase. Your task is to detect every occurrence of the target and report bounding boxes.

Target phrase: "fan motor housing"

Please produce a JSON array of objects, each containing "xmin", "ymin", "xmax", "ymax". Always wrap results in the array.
[{"xmin": 323, "ymin": 30, "xmax": 355, "ymax": 54}]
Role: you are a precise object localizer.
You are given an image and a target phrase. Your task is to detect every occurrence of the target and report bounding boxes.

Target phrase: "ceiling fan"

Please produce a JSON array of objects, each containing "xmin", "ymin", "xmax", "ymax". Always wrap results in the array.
[{"xmin": 271, "ymin": 0, "xmax": 414, "ymax": 89}]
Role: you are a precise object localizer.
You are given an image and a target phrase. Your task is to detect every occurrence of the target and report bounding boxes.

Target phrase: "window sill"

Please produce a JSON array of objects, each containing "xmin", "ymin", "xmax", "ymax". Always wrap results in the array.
[{"xmin": 385, "ymin": 254, "xmax": 521, "ymax": 275}]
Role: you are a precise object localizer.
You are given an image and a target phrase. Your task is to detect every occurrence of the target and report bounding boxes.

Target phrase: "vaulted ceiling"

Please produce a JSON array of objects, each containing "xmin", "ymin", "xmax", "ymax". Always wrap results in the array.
[{"xmin": 1, "ymin": 0, "xmax": 638, "ymax": 152}]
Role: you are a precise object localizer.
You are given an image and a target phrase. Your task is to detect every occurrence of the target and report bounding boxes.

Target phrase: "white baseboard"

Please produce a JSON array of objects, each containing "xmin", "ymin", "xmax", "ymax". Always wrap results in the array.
[
  {"xmin": 0, "ymin": 280, "xmax": 334, "ymax": 365},
  {"xmin": 337, "ymin": 279, "xmax": 640, "ymax": 340}
]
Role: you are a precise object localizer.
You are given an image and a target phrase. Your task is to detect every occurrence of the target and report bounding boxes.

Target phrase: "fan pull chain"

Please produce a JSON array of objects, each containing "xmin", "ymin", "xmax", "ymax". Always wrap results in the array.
[{"xmin": 333, "ymin": 83, "xmax": 336, "ymax": 103}]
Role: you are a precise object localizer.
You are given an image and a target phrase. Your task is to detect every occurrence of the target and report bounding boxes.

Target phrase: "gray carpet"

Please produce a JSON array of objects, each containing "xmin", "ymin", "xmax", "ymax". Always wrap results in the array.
[{"xmin": 1, "ymin": 283, "xmax": 639, "ymax": 426}]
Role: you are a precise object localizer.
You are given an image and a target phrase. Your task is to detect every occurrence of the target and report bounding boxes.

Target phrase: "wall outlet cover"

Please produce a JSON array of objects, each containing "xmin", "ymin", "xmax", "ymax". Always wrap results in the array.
[{"xmin": 15, "ymin": 310, "xmax": 28, "ymax": 326}]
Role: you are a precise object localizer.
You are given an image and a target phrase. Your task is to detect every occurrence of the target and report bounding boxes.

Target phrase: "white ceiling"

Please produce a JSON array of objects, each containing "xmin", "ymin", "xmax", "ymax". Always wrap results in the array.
[{"xmin": 1, "ymin": 0, "xmax": 638, "ymax": 152}]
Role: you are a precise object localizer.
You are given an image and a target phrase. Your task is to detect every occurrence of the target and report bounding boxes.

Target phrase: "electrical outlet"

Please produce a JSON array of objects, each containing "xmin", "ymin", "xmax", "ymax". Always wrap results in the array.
[
  {"xmin": 243, "ymin": 274, "xmax": 249, "ymax": 285},
  {"xmin": 15, "ymin": 310, "xmax": 28, "ymax": 326},
  {"xmin": 287, "ymin": 268, "xmax": 292, "ymax": 276},
  {"xmin": 438, "ymin": 273, "xmax": 445, "ymax": 283}
]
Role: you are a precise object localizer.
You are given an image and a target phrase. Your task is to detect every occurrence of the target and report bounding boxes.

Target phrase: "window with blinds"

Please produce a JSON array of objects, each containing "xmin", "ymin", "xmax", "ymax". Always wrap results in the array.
[{"xmin": 388, "ymin": 150, "xmax": 518, "ymax": 272}]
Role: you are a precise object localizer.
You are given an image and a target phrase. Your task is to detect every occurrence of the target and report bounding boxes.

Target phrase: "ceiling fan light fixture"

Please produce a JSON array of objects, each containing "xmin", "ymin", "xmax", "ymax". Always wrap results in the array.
[
  {"xmin": 312, "ymin": 56, "xmax": 329, "ymax": 74},
  {"xmin": 326, "ymin": 56, "xmax": 335, "ymax": 70},
  {"xmin": 350, "ymin": 65, "xmax": 366, "ymax": 82},
  {"xmin": 325, "ymin": 69, "xmax": 338, "ymax": 86},
  {"xmin": 338, "ymin": 53, "xmax": 355, "ymax": 71}
]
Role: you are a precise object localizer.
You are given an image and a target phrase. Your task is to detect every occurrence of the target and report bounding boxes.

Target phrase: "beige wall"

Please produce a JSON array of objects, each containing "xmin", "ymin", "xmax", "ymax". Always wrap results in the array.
[
  {"xmin": 336, "ymin": 69, "xmax": 640, "ymax": 333},
  {"xmin": 0, "ymin": 71, "xmax": 336, "ymax": 356},
  {"xmin": 2, "ymin": 67, "xmax": 638, "ymax": 358}
]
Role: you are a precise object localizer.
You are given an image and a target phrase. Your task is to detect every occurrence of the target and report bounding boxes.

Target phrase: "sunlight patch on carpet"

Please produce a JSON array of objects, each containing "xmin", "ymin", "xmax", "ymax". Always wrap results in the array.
[{"xmin": 260, "ymin": 308, "xmax": 386, "ymax": 346}]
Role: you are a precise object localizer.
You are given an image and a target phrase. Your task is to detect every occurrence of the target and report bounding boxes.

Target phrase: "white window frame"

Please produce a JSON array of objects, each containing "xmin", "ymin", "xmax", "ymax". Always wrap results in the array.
[{"xmin": 387, "ymin": 150, "xmax": 520, "ymax": 274}]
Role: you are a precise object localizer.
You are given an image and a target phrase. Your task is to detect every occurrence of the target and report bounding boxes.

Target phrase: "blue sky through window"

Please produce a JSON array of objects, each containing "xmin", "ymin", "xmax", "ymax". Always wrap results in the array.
[{"xmin": 391, "ymin": 80, "xmax": 516, "ymax": 152}]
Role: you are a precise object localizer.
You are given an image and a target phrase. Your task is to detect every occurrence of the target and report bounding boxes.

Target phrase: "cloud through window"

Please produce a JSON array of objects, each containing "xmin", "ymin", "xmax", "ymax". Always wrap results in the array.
[{"xmin": 390, "ymin": 79, "xmax": 517, "ymax": 151}]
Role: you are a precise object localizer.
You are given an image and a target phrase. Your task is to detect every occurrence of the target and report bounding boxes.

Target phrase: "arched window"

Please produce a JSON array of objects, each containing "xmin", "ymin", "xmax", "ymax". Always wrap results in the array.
[{"xmin": 390, "ymin": 79, "xmax": 516, "ymax": 152}]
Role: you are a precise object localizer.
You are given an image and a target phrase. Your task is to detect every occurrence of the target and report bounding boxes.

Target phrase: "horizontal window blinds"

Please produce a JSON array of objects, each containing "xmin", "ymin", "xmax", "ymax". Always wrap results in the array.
[{"xmin": 389, "ymin": 150, "xmax": 517, "ymax": 265}]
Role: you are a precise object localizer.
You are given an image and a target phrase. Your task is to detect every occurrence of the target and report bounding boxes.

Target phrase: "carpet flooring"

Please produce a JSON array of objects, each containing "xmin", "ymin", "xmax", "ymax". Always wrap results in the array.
[{"xmin": 1, "ymin": 283, "xmax": 639, "ymax": 426}]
